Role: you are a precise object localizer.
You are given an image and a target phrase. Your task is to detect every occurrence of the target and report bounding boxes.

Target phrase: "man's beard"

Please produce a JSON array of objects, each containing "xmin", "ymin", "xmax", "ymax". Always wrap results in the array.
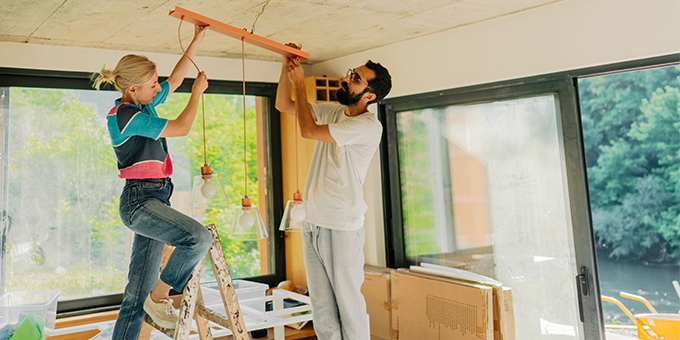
[{"xmin": 337, "ymin": 82, "xmax": 367, "ymax": 106}]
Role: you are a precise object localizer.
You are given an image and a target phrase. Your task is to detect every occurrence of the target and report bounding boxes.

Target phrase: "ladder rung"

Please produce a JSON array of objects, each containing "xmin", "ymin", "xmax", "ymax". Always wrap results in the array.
[
  {"xmin": 142, "ymin": 314, "xmax": 175, "ymax": 338},
  {"xmin": 196, "ymin": 304, "xmax": 233, "ymax": 329}
]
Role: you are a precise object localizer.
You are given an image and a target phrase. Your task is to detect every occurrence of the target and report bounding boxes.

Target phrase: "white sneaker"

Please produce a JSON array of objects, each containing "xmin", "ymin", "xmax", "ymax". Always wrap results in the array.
[{"xmin": 143, "ymin": 293, "xmax": 178, "ymax": 329}]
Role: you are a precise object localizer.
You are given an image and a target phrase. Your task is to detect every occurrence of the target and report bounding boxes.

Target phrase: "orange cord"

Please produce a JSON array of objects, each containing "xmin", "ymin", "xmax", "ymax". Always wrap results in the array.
[
  {"xmin": 241, "ymin": 36, "xmax": 248, "ymax": 197},
  {"xmin": 178, "ymin": 17, "xmax": 208, "ymax": 166},
  {"xmin": 295, "ymin": 106, "xmax": 299, "ymax": 191}
]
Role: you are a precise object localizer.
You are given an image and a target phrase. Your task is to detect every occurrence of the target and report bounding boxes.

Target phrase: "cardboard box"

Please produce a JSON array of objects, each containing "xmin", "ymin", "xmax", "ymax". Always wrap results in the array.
[
  {"xmin": 409, "ymin": 264, "xmax": 515, "ymax": 340},
  {"xmin": 363, "ymin": 265, "xmax": 392, "ymax": 340},
  {"xmin": 500, "ymin": 287, "xmax": 515, "ymax": 340},
  {"xmin": 391, "ymin": 269, "xmax": 493, "ymax": 340}
]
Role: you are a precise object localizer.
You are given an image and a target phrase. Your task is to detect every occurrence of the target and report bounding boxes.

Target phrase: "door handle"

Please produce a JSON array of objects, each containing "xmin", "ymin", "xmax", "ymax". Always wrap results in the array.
[{"xmin": 576, "ymin": 266, "xmax": 589, "ymax": 322}]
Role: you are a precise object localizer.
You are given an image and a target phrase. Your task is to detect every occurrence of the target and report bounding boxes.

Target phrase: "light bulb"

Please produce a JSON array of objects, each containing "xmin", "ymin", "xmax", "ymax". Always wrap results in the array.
[
  {"xmin": 200, "ymin": 178, "xmax": 216, "ymax": 199},
  {"xmin": 239, "ymin": 209, "xmax": 255, "ymax": 229},
  {"xmin": 290, "ymin": 205, "xmax": 306, "ymax": 222}
]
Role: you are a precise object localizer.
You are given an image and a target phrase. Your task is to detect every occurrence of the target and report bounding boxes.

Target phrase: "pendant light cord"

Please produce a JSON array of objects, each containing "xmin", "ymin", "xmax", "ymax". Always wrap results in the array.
[
  {"xmin": 241, "ymin": 36, "xmax": 248, "ymax": 196},
  {"xmin": 250, "ymin": 0, "xmax": 271, "ymax": 34},
  {"xmin": 295, "ymin": 109, "xmax": 299, "ymax": 191},
  {"xmin": 178, "ymin": 17, "xmax": 208, "ymax": 166}
]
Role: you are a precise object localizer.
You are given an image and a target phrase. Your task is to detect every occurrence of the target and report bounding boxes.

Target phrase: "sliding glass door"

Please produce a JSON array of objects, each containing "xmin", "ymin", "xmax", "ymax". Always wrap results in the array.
[{"xmin": 382, "ymin": 79, "xmax": 602, "ymax": 339}]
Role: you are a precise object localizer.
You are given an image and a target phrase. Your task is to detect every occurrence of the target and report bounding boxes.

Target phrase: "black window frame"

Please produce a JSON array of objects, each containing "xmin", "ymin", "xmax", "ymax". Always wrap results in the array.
[{"xmin": 0, "ymin": 67, "xmax": 286, "ymax": 316}]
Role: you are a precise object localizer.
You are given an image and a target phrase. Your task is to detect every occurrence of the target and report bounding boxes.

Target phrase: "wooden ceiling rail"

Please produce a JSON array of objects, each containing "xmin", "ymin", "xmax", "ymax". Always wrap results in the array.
[{"xmin": 169, "ymin": 6, "xmax": 310, "ymax": 61}]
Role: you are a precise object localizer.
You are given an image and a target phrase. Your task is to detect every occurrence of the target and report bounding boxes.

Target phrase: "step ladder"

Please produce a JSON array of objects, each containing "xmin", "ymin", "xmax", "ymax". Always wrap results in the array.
[{"xmin": 138, "ymin": 224, "xmax": 249, "ymax": 340}]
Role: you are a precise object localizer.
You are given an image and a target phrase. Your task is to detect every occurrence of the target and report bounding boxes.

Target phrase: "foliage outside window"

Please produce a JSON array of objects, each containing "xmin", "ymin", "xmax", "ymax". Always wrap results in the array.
[
  {"xmin": 579, "ymin": 64, "xmax": 680, "ymax": 325},
  {"xmin": 2, "ymin": 86, "xmax": 269, "ymax": 301},
  {"xmin": 579, "ymin": 65, "xmax": 680, "ymax": 264}
]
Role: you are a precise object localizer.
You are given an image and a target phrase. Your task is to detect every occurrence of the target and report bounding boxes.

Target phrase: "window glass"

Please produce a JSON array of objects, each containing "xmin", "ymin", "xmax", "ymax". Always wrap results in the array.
[
  {"xmin": 578, "ymin": 64, "xmax": 680, "ymax": 335},
  {"xmin": 2, "ymin": 87, "xmax": 271, "ymax": 301},
  {"xmin": 397, "ymin": 95, "xmax": 583, "ymax": 339}
]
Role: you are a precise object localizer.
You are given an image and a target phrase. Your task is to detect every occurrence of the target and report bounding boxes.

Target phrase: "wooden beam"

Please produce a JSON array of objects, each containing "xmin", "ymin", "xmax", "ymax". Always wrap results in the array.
[{"xmin": 168, "ymin": 6, "xmax": 310, "ymax": 61}]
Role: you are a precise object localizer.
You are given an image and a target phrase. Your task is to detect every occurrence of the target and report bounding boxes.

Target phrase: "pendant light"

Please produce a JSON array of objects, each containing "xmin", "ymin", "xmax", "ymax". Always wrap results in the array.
[
  {"xmin": 279, "ymin": 104, "xmax": 308, "ymax": 232},
  {"xmin": 175, "ymin": 17, "xmax": 229, "ymax": 223},
  {"xmin": 169, "ymin": 5, "xmax": 308, "ymax": 238},
  {"xmin": 229, "ymin": 37, "xmax": 268, "ymax": 240}
]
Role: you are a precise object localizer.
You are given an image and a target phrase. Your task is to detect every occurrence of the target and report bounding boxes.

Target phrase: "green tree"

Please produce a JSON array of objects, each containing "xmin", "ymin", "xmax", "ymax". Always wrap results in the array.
[
  {"xmin": 579, "ymin": 66, "xmax": 680, "ymax": 168},
  {"xmin": 627, "ymin": 86, "xmax": 680, "ymax": 260},
  {"xmin": 592, "ymin": 176, "xmax": 665, "ymax": 259},
  {"xmin": 580, "ymin": 65, "xmax": 680, "ymax": 262}
]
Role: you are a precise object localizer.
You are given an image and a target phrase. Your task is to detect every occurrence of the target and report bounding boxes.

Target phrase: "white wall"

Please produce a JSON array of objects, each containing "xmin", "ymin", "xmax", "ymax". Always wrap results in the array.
[{"xmin": 2, "ymin": 0, "xmax": 679, "ymax": 267}]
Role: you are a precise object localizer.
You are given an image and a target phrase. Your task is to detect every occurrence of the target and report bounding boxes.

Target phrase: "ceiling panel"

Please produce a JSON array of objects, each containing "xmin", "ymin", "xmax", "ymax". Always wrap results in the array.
[{"xmin": 0, "ymin": 0, "xmax": 564, "ymax": 63}]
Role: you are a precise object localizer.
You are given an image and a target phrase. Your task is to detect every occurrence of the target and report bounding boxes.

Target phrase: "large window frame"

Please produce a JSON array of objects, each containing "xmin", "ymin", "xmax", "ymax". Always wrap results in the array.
[
  {"xmin": 378, "ymin": 53, "xmax": 680, "ymax": 339},
  {"xmin": 0, "ymin": 67, "xmax": 285, "ymax": 315}
]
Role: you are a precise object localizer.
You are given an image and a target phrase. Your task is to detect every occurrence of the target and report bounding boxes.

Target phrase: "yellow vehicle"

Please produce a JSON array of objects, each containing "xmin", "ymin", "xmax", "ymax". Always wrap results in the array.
[{"xmin": 602, "ymin": 292, "xmax": 680, "ymax": 340}]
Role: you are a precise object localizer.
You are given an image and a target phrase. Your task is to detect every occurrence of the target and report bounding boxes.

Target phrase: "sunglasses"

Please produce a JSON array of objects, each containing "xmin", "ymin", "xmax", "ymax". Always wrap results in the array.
[{"xmin": 346, "ymin": 68, "xmax": 375, "ymax": 93}]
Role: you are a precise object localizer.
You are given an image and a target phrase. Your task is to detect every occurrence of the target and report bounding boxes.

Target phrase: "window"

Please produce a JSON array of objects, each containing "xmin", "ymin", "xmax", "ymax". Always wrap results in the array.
[
  {"xmin": 0, "ymin": 69, "xmax": 284, "ymax": 313},
  {"xmin": 380, "ymin": 54, "xmax": 679, "ymax": 340},
  {"xmin": 384, "ymin": 86, "xmax": 589, "ymax": 339},
  {"xmin": 578, "ymin": 64, "xmax": 680, "ymax": 334}
]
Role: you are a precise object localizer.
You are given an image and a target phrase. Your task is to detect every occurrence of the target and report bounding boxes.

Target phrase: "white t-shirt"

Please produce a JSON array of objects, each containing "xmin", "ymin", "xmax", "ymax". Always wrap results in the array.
[{"xmin": 304, "ymin": 102, "xmax": 383, "ymax": 230}]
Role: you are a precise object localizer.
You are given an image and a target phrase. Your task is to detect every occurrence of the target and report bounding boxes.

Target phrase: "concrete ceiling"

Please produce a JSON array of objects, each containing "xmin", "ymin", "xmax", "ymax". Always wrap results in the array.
[{"xmin": 1, "ymin": 0, "xmax": 563, "ymax": 64}]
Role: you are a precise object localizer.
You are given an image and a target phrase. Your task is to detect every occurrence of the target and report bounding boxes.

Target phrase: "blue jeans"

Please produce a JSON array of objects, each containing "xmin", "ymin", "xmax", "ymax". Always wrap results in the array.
[
  {"xmin": 112, "ymin": 178, "xmax": 212, "ymax": 340},
  {"xmin": 302, "ymin": 225, "xmax": 369, "ymax": 340}
]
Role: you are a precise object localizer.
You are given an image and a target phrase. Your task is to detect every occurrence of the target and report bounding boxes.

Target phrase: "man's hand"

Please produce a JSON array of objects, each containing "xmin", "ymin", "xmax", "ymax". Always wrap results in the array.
[
  {"xmin": 287, "ymin": 58, "xmax": 305, "ymax": 86},
  {"xmin": 282, "ymin": 43, "xmax": 301, "ymax": 67}
]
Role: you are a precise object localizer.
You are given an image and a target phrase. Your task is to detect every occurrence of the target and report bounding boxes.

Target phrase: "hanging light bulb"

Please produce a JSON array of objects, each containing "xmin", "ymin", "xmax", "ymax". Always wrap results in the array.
[
  {"xmin": 239, "ymin": 209, "xmax": 255, "ymax": 229},
  {"xmin": 229, "ymin": 37, "xmax": 268, "ymax": 241},
  {"xmin": 230, "ymin": 196, "xmax": 268, "ymax": 240},
  {"xmin": 199, "ymin": 165, "xmax": 216, "ymax": 199},
  {"xmin": 278, "ymin": 81, "xmax": 308, "ymax": 232},
  {"xmin": 279, "ymin": 190, "xmax": 310, "ymax": 232},
  {"xmin": 177, "ymin": 20, "xmax": 228, "ymax": 224},
  {"xmin": 290, "ymin": 204, "xmax": 306, "ymax": 222},
  {"xmin": 189, "ymin": 164, "xmax": 228, "ymax": 223}
]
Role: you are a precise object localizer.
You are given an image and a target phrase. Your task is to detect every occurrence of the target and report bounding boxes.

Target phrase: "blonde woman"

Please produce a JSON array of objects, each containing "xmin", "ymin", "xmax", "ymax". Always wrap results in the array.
[{"xmin": 93, "ymin": 25, "xmax": 210, "ymax": 339}]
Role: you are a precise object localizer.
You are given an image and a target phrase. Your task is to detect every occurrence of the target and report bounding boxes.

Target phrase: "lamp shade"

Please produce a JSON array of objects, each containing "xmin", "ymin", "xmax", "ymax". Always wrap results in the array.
[
  {"xmin": 279, "ymin": 191, "xmax": 310, "ymax": 232},
  {"xmin": 189, "ymin": 169, "xmax": 228, "ymax": 224},
  {"xmin": 229, "ymin": 196, "xmax": 268, "ymax": 240}
]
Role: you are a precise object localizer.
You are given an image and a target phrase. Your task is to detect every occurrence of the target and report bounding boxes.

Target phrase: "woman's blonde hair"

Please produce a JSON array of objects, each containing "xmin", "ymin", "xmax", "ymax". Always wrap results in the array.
[{"xmin": 91, "ymin": 54, "xmax": 157, "ymax": 92}]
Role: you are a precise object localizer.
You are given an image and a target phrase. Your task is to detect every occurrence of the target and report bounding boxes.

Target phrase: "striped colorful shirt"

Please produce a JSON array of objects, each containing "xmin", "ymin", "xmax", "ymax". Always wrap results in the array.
[{"xmin": 106, "ymin": 81, "xmax": 173, "ymax": 179}]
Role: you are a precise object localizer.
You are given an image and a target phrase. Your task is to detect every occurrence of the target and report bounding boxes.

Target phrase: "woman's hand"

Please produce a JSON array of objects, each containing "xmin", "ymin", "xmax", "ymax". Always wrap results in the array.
[
  {"xmin": 192, "ymin": 71, "xmax": 209, "ymax": 94},
  {"xmin": 193, "ymin": 24, "xmax": 210, "ymax": 43}
]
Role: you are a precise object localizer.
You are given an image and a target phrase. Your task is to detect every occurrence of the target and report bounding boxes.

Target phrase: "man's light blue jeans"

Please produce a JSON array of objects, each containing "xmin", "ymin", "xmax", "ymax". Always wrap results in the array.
[
  {"xmin": 302, "ymin": 224, "xmax": 369, "ymax": 340},
  {"xmin": 112, "ymin": 178, "xmax": 212, "ymax": 340}
]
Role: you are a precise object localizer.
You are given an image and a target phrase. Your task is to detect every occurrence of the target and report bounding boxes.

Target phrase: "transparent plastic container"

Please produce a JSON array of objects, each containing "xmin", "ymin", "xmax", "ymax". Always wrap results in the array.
[
  {"xmin": 0, "ymin": 290, "xmax": 61, "ymax": 339},
  {"xmin": 202, "ymin": 279, "xmax": 268, "ymax": 313}
]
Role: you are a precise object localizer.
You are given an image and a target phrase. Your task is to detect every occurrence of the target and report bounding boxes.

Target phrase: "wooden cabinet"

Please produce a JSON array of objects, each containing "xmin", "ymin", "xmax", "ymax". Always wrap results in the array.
[
  {"xmin": 281, "ymin": 76, "xmax": 342, "ymax": 288},
  {"xmin": 290, "ymin": 76, "xmax": 341, "ymax": 103},
  {"xmin": 306, "ymin": 76, "xmax": 341, "ymax": 102}
]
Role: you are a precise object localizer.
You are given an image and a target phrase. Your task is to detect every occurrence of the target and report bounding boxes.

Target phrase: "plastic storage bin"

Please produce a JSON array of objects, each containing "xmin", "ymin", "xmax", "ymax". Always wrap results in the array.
[
  {"xmin": 202, "ymin": 280, "xmax": 268, "ymax": 313},
  {"xmin": 0, "ymin": 290, "xmax": 61, "ymax": 339}
]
